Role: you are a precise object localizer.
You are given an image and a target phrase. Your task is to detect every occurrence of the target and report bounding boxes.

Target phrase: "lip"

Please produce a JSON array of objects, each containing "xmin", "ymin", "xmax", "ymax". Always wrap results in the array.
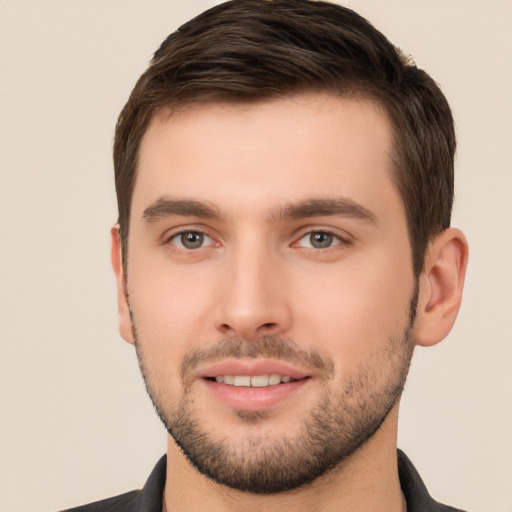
[
  {"xmin": 196, "ymin": 359, "xmax": 310, "ymax": 380},
  {"xmin": 202, "ymin": 377, "xmax": 310, "ymax": 411},
  {"xmin": 196, "ymin": 359, "xmax": 312, "ymax": 412}
]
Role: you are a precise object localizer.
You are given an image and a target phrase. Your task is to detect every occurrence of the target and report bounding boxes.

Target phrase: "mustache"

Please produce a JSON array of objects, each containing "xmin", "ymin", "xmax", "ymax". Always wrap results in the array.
[{"xmin": 180, "ymin": 335, "xmax": 335, "ymax": 384}]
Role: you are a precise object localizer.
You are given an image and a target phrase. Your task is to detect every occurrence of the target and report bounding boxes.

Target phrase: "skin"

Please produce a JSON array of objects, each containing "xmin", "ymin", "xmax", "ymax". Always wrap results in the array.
[{"xmin": 112, "ymin": 93, "xmax": 468, "ymax": 511}]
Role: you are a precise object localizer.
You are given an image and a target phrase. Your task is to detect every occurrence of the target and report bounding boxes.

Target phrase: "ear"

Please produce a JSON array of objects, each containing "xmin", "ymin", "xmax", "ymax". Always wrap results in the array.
[
  {"xmin": 111, "ymin": 225, "xmax": 135, "ymax": 344},
  {"xmin": 415, "ymin": 228, "xmax": 468, "ymax": 347}
]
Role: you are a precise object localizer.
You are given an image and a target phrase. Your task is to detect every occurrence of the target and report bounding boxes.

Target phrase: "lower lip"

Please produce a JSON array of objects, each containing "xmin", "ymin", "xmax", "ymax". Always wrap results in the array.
[{"xmin": 202, "ymin": 378, "xmax": 310, "ymax": 411}]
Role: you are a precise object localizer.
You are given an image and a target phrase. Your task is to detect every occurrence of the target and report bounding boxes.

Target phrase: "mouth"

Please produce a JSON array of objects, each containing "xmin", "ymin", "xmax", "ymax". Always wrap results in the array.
[
  {"xmin": 197, "ymin": 360, "xmax": 312, "ymax": 411},
  {"xmin": 208, "ymin": 374, "xmax": 298, "ymax": 387}
]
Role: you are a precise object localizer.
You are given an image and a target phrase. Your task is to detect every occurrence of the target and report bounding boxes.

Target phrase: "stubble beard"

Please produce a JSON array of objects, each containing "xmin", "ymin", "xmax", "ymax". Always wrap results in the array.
[{"xmin": 133, "ymin": 287, "xmax": 418, "ymax": 495}]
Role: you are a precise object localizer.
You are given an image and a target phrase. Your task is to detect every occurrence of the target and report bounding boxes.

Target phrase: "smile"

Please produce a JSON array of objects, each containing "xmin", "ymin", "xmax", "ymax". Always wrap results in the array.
[
  {"xmin": 212, "ymin": 375, "xmax": 297, "ymax": 387},
  {"xmin": 198, "ymin": 361, "xmax": 312, "ymax": 411}
]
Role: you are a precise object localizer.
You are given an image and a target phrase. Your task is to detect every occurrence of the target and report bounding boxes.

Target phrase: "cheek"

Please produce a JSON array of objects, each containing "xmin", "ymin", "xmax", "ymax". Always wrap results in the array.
[
  {"xmin": 291, "ymin": 254, "xmax": 414, "ymax": 367},
  {"xmin": 127, "ymin": 254, "xmax": 220, "ymax": 362}
]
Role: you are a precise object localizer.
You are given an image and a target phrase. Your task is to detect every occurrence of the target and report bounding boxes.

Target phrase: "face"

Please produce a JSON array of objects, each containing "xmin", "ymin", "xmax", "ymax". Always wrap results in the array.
[{"xmin": 119, "ymin": 93, "xmax": 418, "ymax": 493}]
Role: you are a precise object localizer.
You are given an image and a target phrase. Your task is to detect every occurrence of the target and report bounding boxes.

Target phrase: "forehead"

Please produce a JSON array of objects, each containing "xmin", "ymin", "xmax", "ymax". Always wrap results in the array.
[{"xmin": 133, "ymin": 93, "xmax": 399, "ymax": 221}]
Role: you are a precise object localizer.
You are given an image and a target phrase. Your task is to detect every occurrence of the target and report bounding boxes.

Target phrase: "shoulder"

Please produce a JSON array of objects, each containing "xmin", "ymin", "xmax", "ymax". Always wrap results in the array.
[
  {"xmin": 59, "ymin": 490, "xmax": 141, "ymax": 512},
  {"xmin": 398, "ymin": 450, "xmax": 467, "ymax": 512},
  {"xmin": 59, "ymin": 455, "xmax": 166, "ymax": 512}
]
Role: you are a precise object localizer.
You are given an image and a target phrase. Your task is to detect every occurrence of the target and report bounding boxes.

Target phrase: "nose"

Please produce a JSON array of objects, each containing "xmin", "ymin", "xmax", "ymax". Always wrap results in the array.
[{"xmin": 214, "ymin": 242, "xmax": 292, "ymax": 340}]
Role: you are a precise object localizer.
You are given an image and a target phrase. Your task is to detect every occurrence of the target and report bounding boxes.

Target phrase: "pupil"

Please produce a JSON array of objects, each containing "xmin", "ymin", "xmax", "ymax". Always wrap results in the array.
[
  {"xmin": 182, "ymin": 232, "xmax": 203, "ymax": 249},
  {"xmin": 311, "ymin": 232, "xmax": 332, "ymax": 248}
]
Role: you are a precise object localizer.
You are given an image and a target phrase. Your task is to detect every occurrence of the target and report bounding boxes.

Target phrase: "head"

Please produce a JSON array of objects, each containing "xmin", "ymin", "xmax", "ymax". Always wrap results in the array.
[
  {"xmin": 111, "ymin": 0, "xmax": 467, "ymax": 496},
  {"xmin": 114, "ymin": 0, "xmax": 456, "ymax": 278}
]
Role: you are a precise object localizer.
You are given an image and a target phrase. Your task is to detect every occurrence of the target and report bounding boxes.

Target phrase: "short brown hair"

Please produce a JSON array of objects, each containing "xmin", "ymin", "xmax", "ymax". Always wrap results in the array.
[{"xmin": 114, "ymin": 0, "xmax": 455, "ymax": 276}]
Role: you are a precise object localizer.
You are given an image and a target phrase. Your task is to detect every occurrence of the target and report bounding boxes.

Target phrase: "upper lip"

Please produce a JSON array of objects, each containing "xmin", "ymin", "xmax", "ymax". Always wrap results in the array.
[{"xmin": 196, "ymin": 359, "xmax": 311, "ymax": 380}]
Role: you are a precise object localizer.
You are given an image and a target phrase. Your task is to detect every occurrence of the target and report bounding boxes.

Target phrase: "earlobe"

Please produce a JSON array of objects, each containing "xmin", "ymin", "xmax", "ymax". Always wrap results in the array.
[
  {"xmin": 415, "ymin": 228, "xmax": 468, "ymax": 347},
  {"xmin": 111, "ymin": 225, "xmax": 135, "ymax": 344}
]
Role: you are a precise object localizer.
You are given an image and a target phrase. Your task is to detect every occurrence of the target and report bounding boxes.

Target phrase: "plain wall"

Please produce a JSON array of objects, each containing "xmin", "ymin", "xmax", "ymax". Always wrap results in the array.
[{"xmin": 1, "ymin": 1, "xmax": 511, "ymax": 511}]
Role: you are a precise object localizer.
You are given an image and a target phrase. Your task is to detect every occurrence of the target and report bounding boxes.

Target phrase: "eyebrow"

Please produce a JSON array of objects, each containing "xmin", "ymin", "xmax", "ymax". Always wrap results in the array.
[
  {"xmin": 142, "ymin": 197, "xmax": 377, "ymax": 225},
  {"xmin": 272, "ymin": 198, "xmax": 378, "ymax": 224},
  {"xmin": 142, "ymin": 198, "xmax": 222, "ymax": 222}
]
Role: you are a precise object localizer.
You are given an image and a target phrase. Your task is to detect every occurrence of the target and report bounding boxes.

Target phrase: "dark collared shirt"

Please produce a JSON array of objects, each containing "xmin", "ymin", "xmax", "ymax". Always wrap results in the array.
[{"xmin": 63, "ymin": 450, "xmax": 467, "ymax": 511}]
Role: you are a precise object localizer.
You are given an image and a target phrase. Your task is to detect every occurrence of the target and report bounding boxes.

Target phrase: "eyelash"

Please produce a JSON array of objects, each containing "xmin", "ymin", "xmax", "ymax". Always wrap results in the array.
[
  {"xmin": 294, "ymin": 230, "xmax": 349, "ymax": 250},
  {"xmin": 165, "ymin": 230, "xmax": 216, "ymax": 250},
  {"xmin": 164, "ymin": 228, "xmax": 350, "ymax": 251}
]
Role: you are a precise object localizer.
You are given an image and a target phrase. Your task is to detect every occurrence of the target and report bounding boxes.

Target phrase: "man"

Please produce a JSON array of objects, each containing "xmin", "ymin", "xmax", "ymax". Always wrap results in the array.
[{"xmin": 67, "ymin": 0, "xmax": 468, "ymax": 510}]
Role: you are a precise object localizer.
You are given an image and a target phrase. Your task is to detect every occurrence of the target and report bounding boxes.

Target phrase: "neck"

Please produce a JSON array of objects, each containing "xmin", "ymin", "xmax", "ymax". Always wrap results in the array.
[{"xmin": 164, "ymin": 405, "xmax": 404, "ymax": 512}]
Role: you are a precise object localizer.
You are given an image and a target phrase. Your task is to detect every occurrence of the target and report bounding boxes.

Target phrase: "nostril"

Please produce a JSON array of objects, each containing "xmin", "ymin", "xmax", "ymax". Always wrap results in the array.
[{"xmin": 217, "ymin": 320, "xmax": 282, "ymax": 338}]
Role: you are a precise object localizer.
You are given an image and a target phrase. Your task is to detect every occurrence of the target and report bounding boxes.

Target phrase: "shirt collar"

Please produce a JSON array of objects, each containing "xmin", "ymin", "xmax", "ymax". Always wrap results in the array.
[{"xmin": 139, "ymin": 450, "xmax": 462, "ymax": 512}]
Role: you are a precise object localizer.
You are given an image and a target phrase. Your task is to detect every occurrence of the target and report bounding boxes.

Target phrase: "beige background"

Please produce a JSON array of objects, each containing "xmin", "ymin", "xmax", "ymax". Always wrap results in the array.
[{"xmin": 1, "ymin": 1, "xmax": 511, "ymax": 511}]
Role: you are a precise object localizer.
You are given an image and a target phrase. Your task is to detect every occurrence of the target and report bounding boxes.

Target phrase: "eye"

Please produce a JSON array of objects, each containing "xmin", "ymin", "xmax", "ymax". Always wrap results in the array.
[
  {"xmin": 169, "ymin": 231, "xmax": 214, "ymax": 250},
  {"xmin": 296, "ymin": 231, "xmax": 344, "ymax": 249}
]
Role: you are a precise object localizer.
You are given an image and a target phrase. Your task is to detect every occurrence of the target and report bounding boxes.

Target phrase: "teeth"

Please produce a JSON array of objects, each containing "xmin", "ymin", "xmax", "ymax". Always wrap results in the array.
[
  {"xmin": 213, "ymin": 374, "xmax": 296, "ymax": 387},
  {"xmin": 233, "ymin": 376, "xmax": 251, "ymax": 387},
  {"xmin": 251, "ymin": 375, "xmax": 269, "ymax": 387},
  {"xmin": 268, "ymin": 374, "xmax": 282, "ymax": 385}
]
